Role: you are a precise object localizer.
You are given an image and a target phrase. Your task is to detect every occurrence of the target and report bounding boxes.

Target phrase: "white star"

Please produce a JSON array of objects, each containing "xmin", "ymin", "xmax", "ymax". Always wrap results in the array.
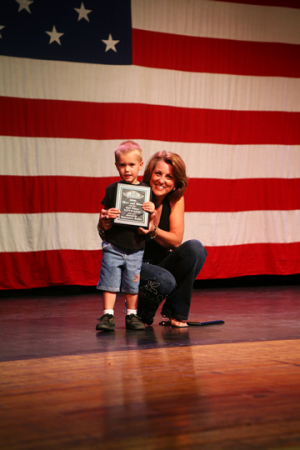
[
  {"xmin": 74, "ymin": 2, "xmax": 92, "ymax": 22},
  {"xmin": 16, "ymin": 0, "xmax": 33, "ymax": 13},
  {"xmin": 0, "ymin": 26, "xmax": 4, "ymax": 38},
  {"xmin": 102, "ymin": 34, "xmax": 120, "ymax": 52},
  {"xmin": 46, "ymin": 25, "xmax": 64, "ymax": 45}
]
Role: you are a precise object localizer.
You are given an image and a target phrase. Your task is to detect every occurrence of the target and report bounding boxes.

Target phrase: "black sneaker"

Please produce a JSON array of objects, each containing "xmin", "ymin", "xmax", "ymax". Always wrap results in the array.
[
  {"xmin": 126, "ymin": 314, "xmax": 145, "ymax": 331},
  {"xmin": 96, "ymin": 314, "xmax": 115, "ymax": 331}
]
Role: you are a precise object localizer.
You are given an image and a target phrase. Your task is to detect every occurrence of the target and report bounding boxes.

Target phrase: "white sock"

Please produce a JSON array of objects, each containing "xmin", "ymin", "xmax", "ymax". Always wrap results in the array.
[
  {"xmin": 127, "ymin": 309, "xmax": 137, "ymax": 315},
  {"xmin": 103, "ymin": 309, "xmax": 114, "ymax": 315}
]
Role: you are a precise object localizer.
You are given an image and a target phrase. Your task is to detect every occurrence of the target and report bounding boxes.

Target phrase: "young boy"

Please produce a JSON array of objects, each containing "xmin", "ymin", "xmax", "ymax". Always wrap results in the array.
[{"xmin": 96, "ymin": 141, "xmax": 155, "ymax": 331}]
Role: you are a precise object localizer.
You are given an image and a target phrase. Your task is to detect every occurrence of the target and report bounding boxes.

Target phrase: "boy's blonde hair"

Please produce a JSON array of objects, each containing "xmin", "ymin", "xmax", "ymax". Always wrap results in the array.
[{"xmin": 114, "ymin": 140, "xmax": 143, "ymax": 163}]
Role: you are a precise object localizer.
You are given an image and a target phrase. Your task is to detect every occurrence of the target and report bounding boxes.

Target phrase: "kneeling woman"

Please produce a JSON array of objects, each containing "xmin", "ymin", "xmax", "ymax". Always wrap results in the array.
[{"xmin": 137, "ymin": 151, "xmax": 207, "ymax": 327}]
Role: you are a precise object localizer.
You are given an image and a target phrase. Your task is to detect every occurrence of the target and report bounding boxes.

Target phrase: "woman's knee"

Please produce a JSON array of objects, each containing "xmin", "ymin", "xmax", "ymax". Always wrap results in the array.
[
  {"xmin": 180, "ymin": 240, "xmax": 207, "ymax": 277},
  {"xmin": 181, "ymin": 239, "xmax": 207, "ymax": 262},
  {"xmin": 156, "ymin": 268, "xmax": 176, "ymax": 295},
  {"xmin": 140, "ymin": 263, "xmax": 176, "ymax": 297}
]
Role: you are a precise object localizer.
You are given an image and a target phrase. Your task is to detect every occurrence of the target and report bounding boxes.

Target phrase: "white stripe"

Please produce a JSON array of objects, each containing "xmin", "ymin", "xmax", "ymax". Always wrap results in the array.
[
  {"xmin": 1, "ymin": 210, "xmax": 299, "ymax": 253},
  {"xmin": 2, "ymin": 57, "xmax": 300, "ymax": 112},
  {"xmin": 0, "ymin": 213, "xmax": 101, "ymax": 253},
  {"xmin": 1, "ymin": 137, "xmax": 300, "ymax": 179},
  {"xmin": 183, "ymin": 210, "xmax": 300, "ymax": 247},
  {"xmin": 132, "ymin": 0, "xmax": 300, "ymax": 45}
]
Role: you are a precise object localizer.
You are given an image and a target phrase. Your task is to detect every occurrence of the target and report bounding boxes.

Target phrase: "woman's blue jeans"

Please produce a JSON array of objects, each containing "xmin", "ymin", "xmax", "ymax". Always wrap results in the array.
[{"xmin": 138, "ymin": 239, "xmax": 207, "ymax": 322}]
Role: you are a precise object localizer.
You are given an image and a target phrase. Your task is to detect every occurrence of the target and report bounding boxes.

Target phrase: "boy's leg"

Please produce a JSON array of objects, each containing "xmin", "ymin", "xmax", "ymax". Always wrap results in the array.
[
  {"xmin": 96, "ymin": 291, "xmax": 117, "ymax": 331},
  {"xmin": 125, "ymin": 293, "xmax": 145, "ymax": 330},
  {"xmin": 103, "ymin": 291, "xmax": 117, "ymax": 310},
  {"xmin": 121, "ymin": 249, "xmax": 145, "ymax": 330},
  {"xmin": 126, "ymin": 293, "xmax": 138, "ymax": 310},
  {"xmin": 96, "ymin": 242, "xmax": 122, "ymax": 331}
]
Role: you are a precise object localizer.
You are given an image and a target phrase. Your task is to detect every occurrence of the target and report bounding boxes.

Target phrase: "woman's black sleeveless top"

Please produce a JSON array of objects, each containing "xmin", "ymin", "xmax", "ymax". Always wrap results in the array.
[{"xmin": 143, "ymin": 196, "xmax": 171, "ymax": 265}]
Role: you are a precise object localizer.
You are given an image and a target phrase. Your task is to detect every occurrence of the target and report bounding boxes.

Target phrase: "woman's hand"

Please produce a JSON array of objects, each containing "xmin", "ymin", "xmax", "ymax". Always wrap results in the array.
[
  {"xmin": 139, "ymin": 203, "xmax": 156, "ymax": 236},
  {"xmin": 140, "ymin": 197, "xmax": 185, "ymax": 247},
  {"xmin": 138, "ymin": 223, "xmax": 156, "ymax": 236},
  {"xmin": 138, "ymin": 211, "xmax": 156, "ymax": 236}
]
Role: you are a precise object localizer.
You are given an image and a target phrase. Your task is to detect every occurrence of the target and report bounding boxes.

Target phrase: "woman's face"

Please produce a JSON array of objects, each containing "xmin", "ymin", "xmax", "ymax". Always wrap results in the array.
[{"xmin": 150, "ymin": 160, "xmax": 175, "ymax": 200}]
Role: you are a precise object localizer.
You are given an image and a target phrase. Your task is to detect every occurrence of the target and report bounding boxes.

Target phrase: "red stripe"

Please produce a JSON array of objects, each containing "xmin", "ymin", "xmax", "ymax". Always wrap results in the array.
[
  {"xmin": 1, "ymin": 176, "xmax": 300, "ymax": 214},
  {"xmin": 1, "ymin": 242, "xmax": 299, "ymax": 289},
  {"xmin": 199, "ymin": 242, "xmax": 300, "ymax": 279},
  {"xmin": 0, "ymin": 250, "xmax": 102, "ymax": 290},
  {"xmin": 0, "ymin": 176, "xmax": 118, "ymax": 214},
  {"xmin": 1, "ymin": 97, "xmax": 300, "ymax": 145},
  {"xmin": 214, "ymin": 0, "xmax": 300, "ymax": 8},
  {"xmin": 132, "ymin": 29, "xmax": 300, "ymax": 77},
  {"xmin": 185, "ymin": 178, "xmax": 300, "ymax": 212}
]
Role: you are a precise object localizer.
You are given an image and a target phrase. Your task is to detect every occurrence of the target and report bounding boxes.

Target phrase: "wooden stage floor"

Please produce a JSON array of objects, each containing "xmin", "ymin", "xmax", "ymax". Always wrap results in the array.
[{"xmin": 0, "ymin": 284, "xmax": 300, "ymax": 449}]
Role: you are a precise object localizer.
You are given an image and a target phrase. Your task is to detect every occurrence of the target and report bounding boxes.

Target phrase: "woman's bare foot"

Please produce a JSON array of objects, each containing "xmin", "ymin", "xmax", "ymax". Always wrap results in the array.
[{"xmin": 170, "ymin": 318, "xmax": 189, "ymax": 328}]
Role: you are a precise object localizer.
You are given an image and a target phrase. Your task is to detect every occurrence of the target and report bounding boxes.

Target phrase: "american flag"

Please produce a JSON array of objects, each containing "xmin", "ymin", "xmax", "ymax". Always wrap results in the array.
[{"xmin": 1, "ymin": 0, "xmax": 300, "ymax": 290}]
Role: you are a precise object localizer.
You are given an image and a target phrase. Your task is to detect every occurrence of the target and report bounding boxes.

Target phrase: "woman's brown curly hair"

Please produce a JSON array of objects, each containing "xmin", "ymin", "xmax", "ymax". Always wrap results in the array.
[{"xmin": 143, "ymin": 151, "xmax": 188, "ymax": 202}]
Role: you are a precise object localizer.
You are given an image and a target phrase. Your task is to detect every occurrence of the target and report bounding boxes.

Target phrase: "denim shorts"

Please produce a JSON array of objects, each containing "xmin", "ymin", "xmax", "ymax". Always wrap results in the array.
[{"xmin": 97, "ymin": 241, "xmax": 144, "ymax": 294}]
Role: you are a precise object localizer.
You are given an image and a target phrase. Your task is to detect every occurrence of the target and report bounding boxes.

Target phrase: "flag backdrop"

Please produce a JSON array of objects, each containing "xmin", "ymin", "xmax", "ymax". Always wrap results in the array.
[{"xmin": 0, "ymin": 0, "xmax": 300, "ymax": 290}]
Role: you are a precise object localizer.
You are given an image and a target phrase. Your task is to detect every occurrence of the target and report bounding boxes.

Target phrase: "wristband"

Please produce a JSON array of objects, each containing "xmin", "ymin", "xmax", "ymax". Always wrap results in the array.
[{"xmin": 150, "ymin": 225, "xmax": 157, "ymax": 240}]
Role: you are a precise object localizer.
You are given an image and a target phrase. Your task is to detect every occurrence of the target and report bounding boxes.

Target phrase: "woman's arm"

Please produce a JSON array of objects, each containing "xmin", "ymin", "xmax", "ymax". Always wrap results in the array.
[{"xmin": 152, "ymin": 197, "xmax": 185, "ymax": 249}]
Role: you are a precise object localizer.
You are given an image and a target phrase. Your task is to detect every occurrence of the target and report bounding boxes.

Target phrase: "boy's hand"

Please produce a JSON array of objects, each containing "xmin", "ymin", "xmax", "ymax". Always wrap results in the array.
[
  {"xmin": 99, "ymin": 208, "xmax": 120, "ymax": 230},
  {"xmin": 101, "ymin": 208, "xmax": 120, "ymax": 219},
  {"xmin": 142, "ymin": 201, "xmax": 155, "ymax": 214}
]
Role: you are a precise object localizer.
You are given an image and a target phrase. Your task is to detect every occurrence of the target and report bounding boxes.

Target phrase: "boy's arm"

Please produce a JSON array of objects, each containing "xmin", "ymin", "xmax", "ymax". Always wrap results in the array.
[
  {"xmin": 97, "ymin": 207, "xmax": 120, "ymax": 233},
  {"xmin": 97, "ymin": 183, "xmax": 120, "ymax": 235}
]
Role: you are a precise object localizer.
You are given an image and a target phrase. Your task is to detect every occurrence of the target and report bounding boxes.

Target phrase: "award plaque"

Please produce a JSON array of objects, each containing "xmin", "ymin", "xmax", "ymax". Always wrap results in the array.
[{"xmin": 114, "ymin": 183, "xmax": 151, "ymax": 228}]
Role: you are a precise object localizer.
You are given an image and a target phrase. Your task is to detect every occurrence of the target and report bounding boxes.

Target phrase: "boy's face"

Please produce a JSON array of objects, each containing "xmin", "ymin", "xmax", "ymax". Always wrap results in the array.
[{"xmin": 115, "ymin": 151, "xmax": 143, "ymax": 184}]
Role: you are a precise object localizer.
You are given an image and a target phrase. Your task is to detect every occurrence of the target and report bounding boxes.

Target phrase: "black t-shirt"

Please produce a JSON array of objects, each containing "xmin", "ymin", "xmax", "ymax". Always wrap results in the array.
[{"xmin": 101, "ymin": 181, "xmax": 147, "ymax": 251}]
